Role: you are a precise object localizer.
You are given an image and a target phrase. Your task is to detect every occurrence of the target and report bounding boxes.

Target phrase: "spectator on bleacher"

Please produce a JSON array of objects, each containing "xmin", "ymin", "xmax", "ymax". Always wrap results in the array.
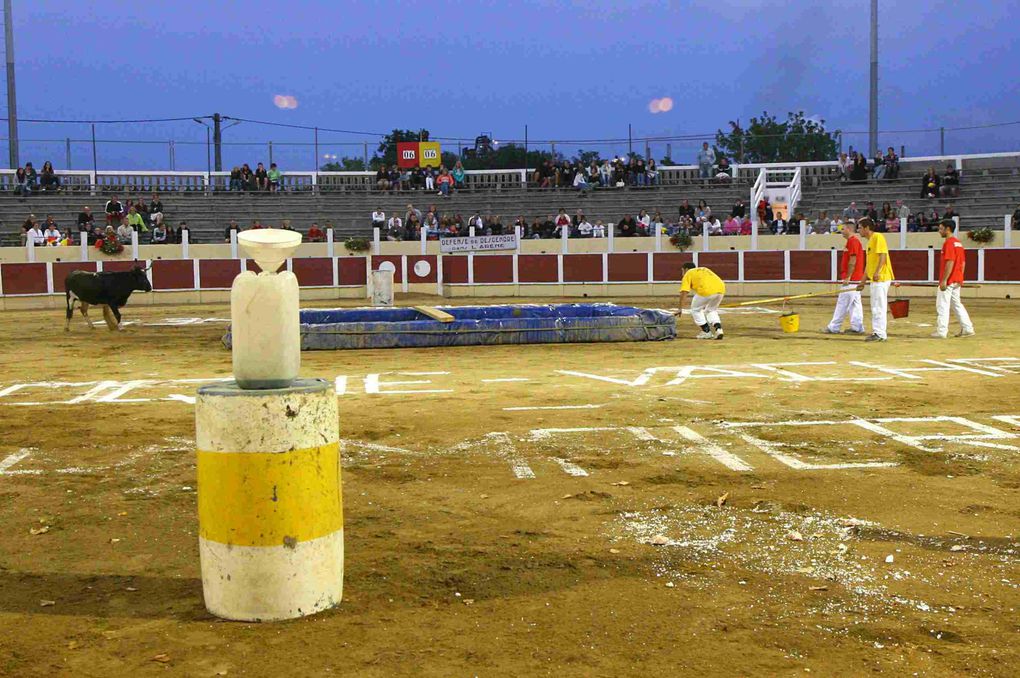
[
  {"xmin": 105, "ymin": 196, "xmax": 124, "ymax": 225},
  {"xmin": 240, "ymin": 164, "xmax": 255, "ymax": 191},
  {"xmin": 388, "ymin": 166, "xmax": 402, "ymax": 191},
  {"xmin": 423, "ymin": 166, "xmax": 436, "ymax": 191},
  {"xmin": 812, "ymin": 211, "xmax": 833, "ymax": 235},
  {"xmin": 386, "ymin": 214, "xmax": 403, "ymax": 240},
  {"xmin": 435, "ymin": 168, "xmax": 454, "ymax": 196},
  {"xmin": 250, "ymin": 219, "xmax": 266, "ymax": 230},
  {"xmin": 650, "ymin": 210, "xmax": 667, "ymax": 235},
  {"xmin": 731, "ymin": 199, "xmax": 746, "ymax": 219},
  {"xmin": 40, "ymin": 161, "xmax": 60, "ymax": 191},
  {"xmin": 679, "ymin": 199, "xmax": 695, "ymax": 222},
  {"xmin": 76, "ymin": 206, "xmax": 94, "ymax": 234},
  {"xmin": 179, "ymin": 221, "xmax": 190, "ymax": 243},
  {"xmin": 24, "ymin": 163, "xmax": 38, "ymax": 192},
  {"xmin": 576, "ymin": 217, "xmax": 594, "ymax": 237},
  {"xmin": 134, "ymin": 197, "xmax": 150, "ymax": 222},
  {"xmin": 921, "ymin": 166, "xmax": 940, "ymax": 198},
  {"xmin": 398, "ymin": 166, "xmax": 412, "ymax": 191},
  {"xmin": 941, "ymin": 164, "xmax": 960, "ymax": 198},
  {"xmin": 872, "ymin": 151, "xmax": 886, "ymax": 180},
  {"xmin": 705, "ymin": 215, "xmax": 723, "ymax": 235},
  {"xmin": 592, "ymin": 220, "xmax": 607, "ymax": 237},
  {"xmin": 126, "ymin": 206, "xmax": 147, "ymax": 238},
  {"xmin": 375, "ymin": 165, "xmax": 392, "ymax": 191},
  {"xmin": 1012, "ymin": 204, "xmax": 1020, "ymax": 230},
  {"xmin": 837, "ymin": 152, "xmax": 852, "ymax": 181},
  {"xmin": 647, "ymin": 159, "xmax": 658, "ymax": 186},
  {"xmin": 924, "ymin": 207, "xmax": 940, "ymax": 231},
  {"xmin": 849, "ymin": 152, "xmax": 868, "ymax": 181},
  {"xmin": 740, "ymin": 216, "xmax": 753, "ymax": 235},
  {"xmin": 882, "ymin": 147, "xmax": 900, "ymax": 179},
  {"xmin": 370, "ymin": 207, "xmax": 386, "ymax": 230},
  {"xmin": 696, "ymin": 200, "xmax": 711, "ymax": 226},
  {"xmin": 467, "ymin": 211, "xmax": 483, "ymax": 233},
  {"xmin": 573, "ymin": 166, "xmax": 590, "ymax": 192},
  {"xmin": 553, "ymin": 209, "xmax": 572, "ymax": 237},
  {"xmin": 723, "ymin": 214, "xmax": 741, "ymax": 235},
  {"xmin": 405, "ymin": 203, "xmax": 422, "ymax": 225},
  {"xmin": 943, "ymin": 204, "xmax": 959, "ymax": 223},
  {"xmin": 884, "ymin": 212, "xmax": 900, "ymax": 232},
  {"xmin": 896, "ymin": 200, "xmax": 910, "ymax": 220},
  {"xmin": 229, "ymin": 166, "xmax": 242, "ymax": 191},
  {"xmin": 423, "ymin": 210, "xmax": 438, "ymax": 236},
  {"xmin": 632, "ymin": 159, "xmax": 647, "ymax": 186},
  {"xmin": 714, "ymin": 157, "xmax": 733, "ymax": 182},
  {"xmin": 697, "ymin": 142, "xmax": 716, "ymax": 179},
  {"xmin": 618, "ymin": 214, "xmax": 638, "ymax": 237},
  {"xmin": 842, "ymin": 201, "xmax": 861, "ymax": 221},
  {"xmin": 148, "ymin": 194, "xmax": 164, "ymax": 226},
  {"xmin": 865, "ymin": 201, "xmax": 879, "ymax": 222},
  {"xmin": 452, "ymin": 161, "xmax": 466, "ymax": 190},
  {"xmin": 14, "ymin": 167, "xmax": 30, "ymax": 195},
  {"xmin": 223, "ymin": 219, "xmax": 238, "ymax": 243},
  {"xmin": 636, "ymin": 209, "xmax": 651, "ymax": 235},
  {"xmin": 117, "ymin": 218, "xmax": 134, "ymax": 244},
  {"xmin": 404, "ymin": 214, "xmax": 421, "ymax": 241},
  {"xmin": 267, "ymin": 163, "xmax": 282, "ymax": 192},
  {"xmin": 253, "ymin": 163, "xmax": 269, "ymax": 191},
  {"xmin": 598, "ymin": 160, "xmax": 612, "ymax": 187},
  {"xmin": 880, "ymin": 202, "xmax": 893, "ymax": 220},
  {"xmin": 534, "ymin": 160, "xmax": 554, "ymax": 189},
  {"xmin": 771, "ymin": 214, "xmax": 788, "ymax": 235},
  {"xmin": 152, "ymin": 222, "xmax": 168, "ymax": 244},
  {"xmin": 43, "ymin": 218, "xmax": 61, "ymax": 245}
]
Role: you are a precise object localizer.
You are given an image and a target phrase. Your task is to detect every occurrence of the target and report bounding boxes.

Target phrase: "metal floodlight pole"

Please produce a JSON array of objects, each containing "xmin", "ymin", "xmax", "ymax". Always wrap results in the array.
[
  {"xmin": 91, "ymin": 123, "xmax": 97, "ymax": 175},
  {"xmin": 212, "ymin": 112, "xmax": 222, "ymax": 171},
  {"xmin": 314, "ymin": 127, "xmax": 319, "ymax": 171},
  {"xmin": 4, "ymin": 0, "xmax": 19, "ymax": 169},
  {"xmin": 524, "ymin": 124, "xmax": 528, "ymax": 172},
  {"xmin": 869, "ymin": 0, "xmax": 879, "ymax": 157},
  {"xmin": 65, "ymin": 137, "xmax": 71, "ymax": 169}
]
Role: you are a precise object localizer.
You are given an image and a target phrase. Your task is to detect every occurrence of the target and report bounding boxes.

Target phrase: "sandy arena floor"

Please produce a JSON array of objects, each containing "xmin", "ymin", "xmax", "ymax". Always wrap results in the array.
[{"xmin": 0, "ymin": 294, "xmax": 1018, "ymax": 677}]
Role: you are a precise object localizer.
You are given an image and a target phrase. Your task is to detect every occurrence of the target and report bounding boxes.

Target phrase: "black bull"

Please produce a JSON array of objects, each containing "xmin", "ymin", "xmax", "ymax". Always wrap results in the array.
[{"xmin": 65, "ymin": 267, "xmax": 152, "ymax": 331}]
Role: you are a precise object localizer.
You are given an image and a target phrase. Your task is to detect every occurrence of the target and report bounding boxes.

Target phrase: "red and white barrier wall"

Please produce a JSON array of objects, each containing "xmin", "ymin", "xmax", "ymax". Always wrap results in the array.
[{"xmin": 3, "ymin": 249, "xmax": 1020, "ymax": 307}]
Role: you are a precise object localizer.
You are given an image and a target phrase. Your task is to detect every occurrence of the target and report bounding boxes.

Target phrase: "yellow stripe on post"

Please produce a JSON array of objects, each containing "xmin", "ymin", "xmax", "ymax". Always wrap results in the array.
[{"xmin": 197, "ymin": 443, "xmax": 342, "ymax": 547}]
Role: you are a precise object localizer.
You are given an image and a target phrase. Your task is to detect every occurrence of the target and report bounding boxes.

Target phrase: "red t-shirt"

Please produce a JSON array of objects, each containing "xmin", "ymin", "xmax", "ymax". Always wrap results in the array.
[
  {"xmin": 940, "ymin": 236, "xmax": 966, "ymax": 285},
  {"xmin": 840, "ymin": 235, "xmax": 865, "ymax": 281}
]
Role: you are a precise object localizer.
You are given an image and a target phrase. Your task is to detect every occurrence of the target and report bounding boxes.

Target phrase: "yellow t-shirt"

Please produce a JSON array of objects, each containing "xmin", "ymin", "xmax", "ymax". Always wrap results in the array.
[
  {"xmin": 865, "ymin": 232, "xmax": 895, "ymax": 282},
  {"xmin": 680, "ymin": 267, "xmax": 726, "ymax": 296}
]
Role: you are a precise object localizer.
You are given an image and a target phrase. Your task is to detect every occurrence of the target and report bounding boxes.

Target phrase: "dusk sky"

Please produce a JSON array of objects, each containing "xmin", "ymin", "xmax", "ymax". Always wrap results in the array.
[{"xmin": 7, "ymin": 0, "xmax": 1020, "ymax": 171}]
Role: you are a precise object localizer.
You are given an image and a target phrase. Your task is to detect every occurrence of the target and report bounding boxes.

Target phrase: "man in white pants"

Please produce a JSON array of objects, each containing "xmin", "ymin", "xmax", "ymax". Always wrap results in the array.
[
  {"xmin": 677, "ymin": 262, "xmax": 726, "ymax": 340},
  {"xmin": 857, "ymin": 218, "xmax": 894, "ymax": 342},
  {"xmin": 933, "ymin": 218, "xmax": 975, "ymax": 338},
  {"xmin": 823, "ymin": 222, "xmax": 865, "ymax": 334}
]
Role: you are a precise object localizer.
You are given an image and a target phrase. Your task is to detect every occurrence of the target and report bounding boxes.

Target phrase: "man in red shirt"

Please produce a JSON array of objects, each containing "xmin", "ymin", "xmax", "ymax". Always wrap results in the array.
[
  {"xmin": 822, "ymin": 221, "xmax": 865, "ymax": 334},
  {"xmin": 933, "ymin": 218, "xmax": 974, "ymax": 338}
]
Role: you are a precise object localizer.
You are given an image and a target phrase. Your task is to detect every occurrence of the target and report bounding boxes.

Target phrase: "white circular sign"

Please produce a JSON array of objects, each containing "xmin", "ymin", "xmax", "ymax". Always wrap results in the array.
[
  {"xmin": 377, "ymin": 261, "xmax": 396, "ymax": 273},
  {"xmin": 413, "ymin": 260, "xmax": 432, "ymax": 277}
]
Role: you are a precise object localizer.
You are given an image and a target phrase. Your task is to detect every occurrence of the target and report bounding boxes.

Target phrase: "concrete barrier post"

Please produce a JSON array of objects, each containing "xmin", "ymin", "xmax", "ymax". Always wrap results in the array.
[
  {"xmin": 230, "ymin": 230, "xmax": 239, "ymax": 259},
  {"xmin": 326, "ymin": 228, "xmax": 334, "ymax": 258},
  {"xmin": 1005, "ymin": 215, "xmax": 1012, "ymax": 248},
  {"xmin": 195, "ymin": 379, "xmax": 342, "ymax": 622},
  {"xmin": 799, "ymin": 221, "xmax": 807, "ymax": 250},
  {"xmin": 131, "ymin": 230, "xmax": 139, "ymax": 260},
  {"xmin": 80, "ymin": 232, "xmax": 89, "ymax": 261},
  {"xmin": 420, "ymin": 224, "xmax": 427, "ymax": 255},
  {"xmin": 26, "ymin": 238, "xmax": 35, "ymax": 262},
  {"xmin": 372, "ymin": 227, "xmax": 380, "ymax": 255},
  {"xmin": 900, "ymin": 218, "xmax": 908, "ymax": 249},
  {"xmin": 182, "ymin": 229, "xmax": 190, "ymax": 259}
]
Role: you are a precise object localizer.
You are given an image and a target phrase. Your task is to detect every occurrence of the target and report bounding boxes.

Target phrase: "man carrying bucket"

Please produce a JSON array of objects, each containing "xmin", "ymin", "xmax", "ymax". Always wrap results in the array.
[
  {"xmin": 857, "ymin": 218, "xmax": 894, "ymax": 342},
  {"xmin": 933, "ymin": 218, "xmax": 975, "ymax": 338},
  {"xmin": 822, "ymin": 221, "xmax": 865, "ymax": 335},
  {"xmin": 677, "ymin": 262, "xmax": 725, "ymax": 340}
]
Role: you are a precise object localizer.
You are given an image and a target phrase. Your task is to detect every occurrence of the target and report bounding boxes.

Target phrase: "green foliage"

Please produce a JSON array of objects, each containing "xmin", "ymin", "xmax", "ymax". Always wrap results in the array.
[
  {"xmin": 715, "ymin": 111, "xmax": 840, "ymax": 163},
  {"xmin": 966, "ymin": 227, "xmax": 995, "ymax": 244},
  {"xmin": 458, "ymin": 143, "xmax": 553, "ymax": 171},
  {"xmin": 321, "ymin": 157, "xmax": 366, "ymax": 172},
  {"xmin": 669, "ymin": 231, "xmax": 693, "ymax": 252},
  {"xmin": 344, "ymin": 236, "xmax": 371, "ymax": 252},
  {"xmin": 100, "ymin": 238, "xmax": 124, "ymax": 255}
]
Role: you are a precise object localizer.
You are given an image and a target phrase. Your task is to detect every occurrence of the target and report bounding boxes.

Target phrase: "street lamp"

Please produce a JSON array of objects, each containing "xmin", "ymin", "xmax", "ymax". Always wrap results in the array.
[{"xmin": 193, "ymin": 117, "xmax": 212, "ymax": 176}]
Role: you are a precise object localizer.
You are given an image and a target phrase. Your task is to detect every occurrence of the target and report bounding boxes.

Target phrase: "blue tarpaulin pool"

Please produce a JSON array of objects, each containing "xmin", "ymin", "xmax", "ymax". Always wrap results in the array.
[{"xmin": 223, "ymin": 303, "xmax": 676, "ymax": 350}]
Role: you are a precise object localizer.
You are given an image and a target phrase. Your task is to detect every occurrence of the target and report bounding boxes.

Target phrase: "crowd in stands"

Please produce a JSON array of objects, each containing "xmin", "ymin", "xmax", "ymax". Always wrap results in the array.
[{"xmin": 228, "ymin": 163, "xmax": 284, "ymax": 191}]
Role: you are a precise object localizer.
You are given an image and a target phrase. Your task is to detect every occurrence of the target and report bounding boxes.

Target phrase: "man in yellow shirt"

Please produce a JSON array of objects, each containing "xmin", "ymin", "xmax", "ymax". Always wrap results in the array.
[
  {"xmin": 678, "ymin": 262, "xmax": 726, "ymax": 340},
  {"xmin": 856, "ymin": 218, "xmax": 895, "ymax": 342}
]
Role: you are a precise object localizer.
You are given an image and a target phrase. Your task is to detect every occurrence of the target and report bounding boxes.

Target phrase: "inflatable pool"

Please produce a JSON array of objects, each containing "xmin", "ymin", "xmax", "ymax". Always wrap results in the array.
[{"xmin": 223, "ymin": 303, "xmax": 676, "ymax": 350}]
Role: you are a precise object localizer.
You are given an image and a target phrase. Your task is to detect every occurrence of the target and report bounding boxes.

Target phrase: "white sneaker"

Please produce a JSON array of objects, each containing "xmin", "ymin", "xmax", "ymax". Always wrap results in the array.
[
  {"xmin": 821, "ymin": 327, "xmax": 839, "ymax": 334},
  {"xmin": 695, "ymin": 331, "xmax": 715, "ymax": 340},
  {"xmin": 929, "ymin": 331, "xmax": 947, "ymax": 339},
  {"xmin": 955, "ymin": 329, "xmax": 975, "ymax": 338},
  {"xmin": 714, "ymin": 328, "xmax": 724, "ymax": 340}
]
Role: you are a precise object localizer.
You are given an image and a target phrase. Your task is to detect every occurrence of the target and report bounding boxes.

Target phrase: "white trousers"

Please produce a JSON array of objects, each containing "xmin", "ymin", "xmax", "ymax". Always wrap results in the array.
[
  {"xmin": 869, "ymin": 280, "xmax": 891, "ymax": 339},
  {"xmin": 935, "ymin": 284, "xmax": 973, "ymax": 336},
  {"xmin": 425, "ymin": 176, "xmax": 435, "ymax": 190},
  {"xmin": 690, "ymin": 293, "xmax": 723, "ymax": 327},
  {"xmin": 827, "ymin": 287, "xmax": 864, "ymax": 333}
]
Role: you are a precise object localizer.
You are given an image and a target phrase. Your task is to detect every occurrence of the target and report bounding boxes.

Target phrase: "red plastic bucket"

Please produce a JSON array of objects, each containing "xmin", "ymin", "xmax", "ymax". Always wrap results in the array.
[{"xmin": 889, "ymin": 299, "xmax": 910, "ymax": 319}]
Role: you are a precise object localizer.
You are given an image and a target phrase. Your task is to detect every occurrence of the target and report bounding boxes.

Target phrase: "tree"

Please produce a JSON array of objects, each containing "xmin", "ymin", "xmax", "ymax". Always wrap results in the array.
[
  {"xmin": 458, "ymin": 144, "xmax": 553, "ymax": 171},
  {"xmin": 320, "ymin": 157, "xmax": 366, "ymax": 171},
  {"xmin": 715, "ymin": 111, "xmax": 840, "ymax": 163}
]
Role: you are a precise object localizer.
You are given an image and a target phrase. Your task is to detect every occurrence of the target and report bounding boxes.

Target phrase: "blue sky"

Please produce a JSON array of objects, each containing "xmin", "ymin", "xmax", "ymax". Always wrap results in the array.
[{"xmin": 7, "ymin": 0, "xmax": 1019, "ymax": 170}]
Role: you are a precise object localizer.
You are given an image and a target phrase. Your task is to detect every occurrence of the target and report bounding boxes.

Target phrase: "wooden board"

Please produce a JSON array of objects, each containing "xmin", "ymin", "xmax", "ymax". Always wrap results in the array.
[{"xmin": 411, "ymin": 306, "xmax": 455, "ymax": 323}]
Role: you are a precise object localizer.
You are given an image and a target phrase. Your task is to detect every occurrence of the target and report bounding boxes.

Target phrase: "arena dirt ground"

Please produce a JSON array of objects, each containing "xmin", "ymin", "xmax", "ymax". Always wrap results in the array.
[{"xmin": 0, "ymin": 293, "xmax": 1018, "ymax": 677}]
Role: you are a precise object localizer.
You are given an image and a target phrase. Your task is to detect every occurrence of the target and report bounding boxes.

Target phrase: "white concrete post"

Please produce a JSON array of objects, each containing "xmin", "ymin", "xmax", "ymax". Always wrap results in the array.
[
  {"xmin": 750, "ymin": 220, "xmax": 758, "ymax": 250},
  {"xmin": 469, "ymin": 226, "xmax": 476, "ymax": 238},
  {"xmin": 702, "ymin": 222, "xmax": 710, "ymax": 252},
  {"xmin": 131, "ymin": 230, "xmax": 139, "ymax": 260},
  {"xmin": 799, "ymin": 221, "xmax": 807, "ymax": 250},
  {"xmin": 953, "ymin": 216, "xmax": 960, "ymax": 237},
  {"xmin": 515, "ymin": 225, "xmax": 523, "ymax": 252},
  {"xmin": 372, "ymin": 227, "xmax": 381, "ymax": 255},
  {"xmin": 561, "ymin": 222, "xmax": 569, "ymax": 254},
  {"xmin": 26, "ymin": 238, "xmax": 35, "ymax": 262},
  {"xmin": 326, "ymin": 228, "xmax": 334, "ymax": 258},
  {"xmin": 231, "ymin": 230, "xmax": 239, "ymax": 259},
  {"xmin": 1005, "ymin": 215, "xmax": 1012, "ymax": 248},
  {"xmin": 900, "ymin": 218, "xmax": 908, "ymax": 249},
  {"xmin": 655, "ymin": 223, "xmax": 662, "ymax": 252},
  {"xmin": 182, "ymin": 228, "xmax": 190, "ymax": 259},
  {"xmin": 195, "ymin": 379, "xmax": 342, "ymax": 622},
  {"xmin": 737, "ymin": 251, "xmax": 745, "ymax": 282},
  {"xmin": 420, "ymin": 224, "xmax": 427, "ymax": 255},
  {"xmin": 80, "ymin": 232, "xmax": 89, "ymax": 261},
  {"xmin": 608, "ymin": 224, "xmax": 615, "ymax": 253}
]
